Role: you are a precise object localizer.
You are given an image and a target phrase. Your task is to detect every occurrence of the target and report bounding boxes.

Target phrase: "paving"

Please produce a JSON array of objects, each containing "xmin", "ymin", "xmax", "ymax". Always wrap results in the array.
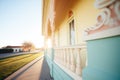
[{"xmin": 5, "ymin": 55, "xmax": 53, "ymax": 80}]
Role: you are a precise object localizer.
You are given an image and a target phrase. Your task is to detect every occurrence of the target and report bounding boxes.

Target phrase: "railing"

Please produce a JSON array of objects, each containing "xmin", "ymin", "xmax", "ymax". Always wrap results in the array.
[{"xmin": 54, "ymin": 44, "xmax": 87, "ymax": 78}]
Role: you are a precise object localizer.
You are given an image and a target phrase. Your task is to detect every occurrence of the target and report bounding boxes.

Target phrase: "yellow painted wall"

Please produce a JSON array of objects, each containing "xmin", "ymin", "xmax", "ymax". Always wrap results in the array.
[
  {"xmin": 73, "ymin": 0, "xmax": 100, "ymax": 44},
  {"xmin": 54, "ymin": 30, "xmax": 59, "ymax": 46},
  {"xmin": 59, "ymin": 22, "xmax": 69, "ymax": 46},
  {"xmin": 55, "ymin": 0, "xmax": 100, "ymax": 46}
]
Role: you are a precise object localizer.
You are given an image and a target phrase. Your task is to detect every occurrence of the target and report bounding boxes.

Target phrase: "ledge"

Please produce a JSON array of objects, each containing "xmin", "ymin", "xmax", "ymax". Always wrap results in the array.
[
  {"xmin": 54, "ymin": 61, "xmax": 82, "ymax": 80},
  {"xmin": 84, "ymin": 26, "xmax": 120, "ymax": 41}
]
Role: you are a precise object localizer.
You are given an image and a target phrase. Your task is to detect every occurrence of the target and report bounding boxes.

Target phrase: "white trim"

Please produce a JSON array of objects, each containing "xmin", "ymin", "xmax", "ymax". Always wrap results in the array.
[
  {"xmin": 115, "ymin": 1, "xmax": 120, "ymax": 20},
  {"xmin": 94, "ymin": 0, "xmax": 115, "ymax": 9},
  {"xmin": 54, "ymin": 44, "xmax": 86, "ymax": 49},
  {"xmin": 68, "ymin": 16, "xmax": 74, "ymax": 23},
  {"xmin": 54, "ymin": 61, "xmax": 82, "ymax": 80},
  {"xmin": 84, "ymin": 26, "xmax": 120, "ymax": 41}
]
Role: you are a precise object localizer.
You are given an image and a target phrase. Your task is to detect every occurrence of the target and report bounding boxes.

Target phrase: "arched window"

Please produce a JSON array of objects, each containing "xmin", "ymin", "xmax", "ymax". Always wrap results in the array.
[
  {"xmin": 69, "ymin": 20, "xmax": 75, "ymax": 45},
  {"xmin": 68, "ymin": 10, "xmax": 75, "ymax": 45}
]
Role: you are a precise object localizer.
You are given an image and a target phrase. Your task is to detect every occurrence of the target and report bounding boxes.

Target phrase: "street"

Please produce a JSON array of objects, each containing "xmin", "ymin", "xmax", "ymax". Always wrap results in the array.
[{"xmin": 0, "ymin": 50, "xmax": 41, "ymax": 59}]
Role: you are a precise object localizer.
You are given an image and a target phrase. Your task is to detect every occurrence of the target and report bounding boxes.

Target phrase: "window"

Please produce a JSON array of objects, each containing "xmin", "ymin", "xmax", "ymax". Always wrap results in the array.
[{"xmin": 69, "ymin": 20, "xmax": 75, "ymax": 45}]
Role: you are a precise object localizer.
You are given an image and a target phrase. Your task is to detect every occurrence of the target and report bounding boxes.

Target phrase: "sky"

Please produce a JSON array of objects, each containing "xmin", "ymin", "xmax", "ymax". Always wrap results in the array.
[{"xmin": 0, "ymin": 0, "xmax": 44, "ymax": 48}]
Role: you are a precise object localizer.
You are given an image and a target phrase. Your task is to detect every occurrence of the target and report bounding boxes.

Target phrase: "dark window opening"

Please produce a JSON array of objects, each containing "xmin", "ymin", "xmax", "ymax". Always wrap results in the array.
[{"xmin": 69, "ymin": 20, "xmax": 75, "ymax": 45}]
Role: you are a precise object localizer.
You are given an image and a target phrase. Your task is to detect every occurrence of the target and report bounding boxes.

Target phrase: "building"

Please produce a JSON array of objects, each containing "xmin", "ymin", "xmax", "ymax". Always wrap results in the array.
[
  {"xmin": 42, "ymin": 0, "xmax": 120, "ymax": 80},
  {"xmin": 6, "ymin": 46, "xmax": 23, "ymax": 53}
]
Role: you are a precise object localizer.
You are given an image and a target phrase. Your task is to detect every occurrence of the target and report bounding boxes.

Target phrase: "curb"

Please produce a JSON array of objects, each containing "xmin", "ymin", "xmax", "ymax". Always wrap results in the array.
[{"xmin": 5, "ymin": 55, "xmax": 44, "ymax": 80}]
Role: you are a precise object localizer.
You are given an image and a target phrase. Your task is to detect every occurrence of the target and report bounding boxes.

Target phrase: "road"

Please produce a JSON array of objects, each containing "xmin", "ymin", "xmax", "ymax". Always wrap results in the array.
[{"xmin": 0, "ymin": 50, "xmax": 41, "ymax": 59}]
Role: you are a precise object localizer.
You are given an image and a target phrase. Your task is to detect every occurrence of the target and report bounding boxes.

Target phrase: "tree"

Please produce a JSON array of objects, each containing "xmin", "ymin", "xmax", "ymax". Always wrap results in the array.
[{"xmin": 22, "ymin": 41, "xmax": 35, "ymax": 52}]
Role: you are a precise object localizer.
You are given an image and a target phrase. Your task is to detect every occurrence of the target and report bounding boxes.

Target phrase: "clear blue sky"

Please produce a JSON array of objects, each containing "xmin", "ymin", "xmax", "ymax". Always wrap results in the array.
[{"xmin": 0, "ymin": 0, "xmax": 44, "ymax": 48}]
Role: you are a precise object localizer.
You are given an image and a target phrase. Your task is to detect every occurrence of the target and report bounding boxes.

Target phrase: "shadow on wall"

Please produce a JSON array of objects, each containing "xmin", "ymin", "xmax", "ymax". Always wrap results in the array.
[{"xmin": 39, "ymin": 58, "xmax": 54, "ymax": 80}]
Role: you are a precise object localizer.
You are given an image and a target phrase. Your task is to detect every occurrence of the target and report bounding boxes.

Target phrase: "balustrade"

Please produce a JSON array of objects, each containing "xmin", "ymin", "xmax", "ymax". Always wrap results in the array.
[{"xmin": 54, "ymin": 44, "xmax": 87, "ymax": 77}]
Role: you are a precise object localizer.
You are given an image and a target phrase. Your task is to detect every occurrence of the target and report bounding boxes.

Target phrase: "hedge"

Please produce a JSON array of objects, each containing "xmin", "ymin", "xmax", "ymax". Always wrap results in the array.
[{"xmin": 0, "ymin": 49, "xmax": 13, "ymax": 53}]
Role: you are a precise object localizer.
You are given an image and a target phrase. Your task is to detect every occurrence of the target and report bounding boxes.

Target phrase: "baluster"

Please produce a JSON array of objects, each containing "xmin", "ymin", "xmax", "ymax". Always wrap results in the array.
[
  {"xmin": 54, "ymin": 49, "xmax": 56, "ymax": 61},
  {"xmin": 55, "ymin": 49, "xmax": 58, "ymax": 62},
  {"xmin": 55, "ymin": 49, "xmax": 57, "ymax": 61},
  {"xmin": 63, "ymin": 48, "xmax": 67, "ymax": 66},
  {"xmin": 59, "ymin": 49, "xmax": 62, "ymax": 64},
  {"xmin": 61, "ymin": 48, "xmax": 64, "ymax": 65},
  {"xmin": 56, "ymin": 49, "xmax": 59, "ymax": 62},
  {"xmin": 50, "ymin": 48, "xmax": 52, "ymax": 58},
  {"xmin": 75, "ymin": 48, "xmax": 82, "ymax": 76},
  {"xmin": 66, "ymin": 48, "xmax": 70, "ymax": 69},
  {"xmin": 65, "ymin": 48, "xmax": 68, "ymax": 67},
  {"xmin": 58, "ymin": 49, "xmax": 60, "ymax": 63},
  {"xmin": 61, "ymin": 49, "xmax": 63, "ymax": 64},
  {"xmin": 60, "ymin": 49, "xmax": 62, "ymax": 64},
  {"xmin": 80, "ymin": 48, "xmax": 87, "ymax": 69},
  {"xmin": 70, "ymin": 48, "xmax": 75, "ymax": 72}
]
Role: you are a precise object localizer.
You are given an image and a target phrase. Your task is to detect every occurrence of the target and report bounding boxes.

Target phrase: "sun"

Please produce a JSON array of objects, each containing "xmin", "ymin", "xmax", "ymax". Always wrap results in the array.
[{"xmin": 47, "ymin": 39, "xmax": 52, "ymax": 48}]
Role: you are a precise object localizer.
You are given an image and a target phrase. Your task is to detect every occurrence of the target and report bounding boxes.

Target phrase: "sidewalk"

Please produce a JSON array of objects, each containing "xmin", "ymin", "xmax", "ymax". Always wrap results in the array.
[{"xmin": 5, "ymin": 55, "xmax": 53, "ymax": 80}]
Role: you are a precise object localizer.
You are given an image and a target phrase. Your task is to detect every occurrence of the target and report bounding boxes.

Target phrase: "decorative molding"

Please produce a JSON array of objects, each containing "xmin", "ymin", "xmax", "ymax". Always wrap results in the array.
[
  {"xmin": 84, "ymin": 0, "xmax": 120, "ymax": 40},
  {"xmin": 94, "ymin": 0, "xmax": 115, "ymax": 9},
  {"xmin": 84, "ymin": 8, "xmax": 111, "ymax": 33},
  {"xmin": 84, "ymin": 26, "xmax": 120, "ymax": 40}
]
